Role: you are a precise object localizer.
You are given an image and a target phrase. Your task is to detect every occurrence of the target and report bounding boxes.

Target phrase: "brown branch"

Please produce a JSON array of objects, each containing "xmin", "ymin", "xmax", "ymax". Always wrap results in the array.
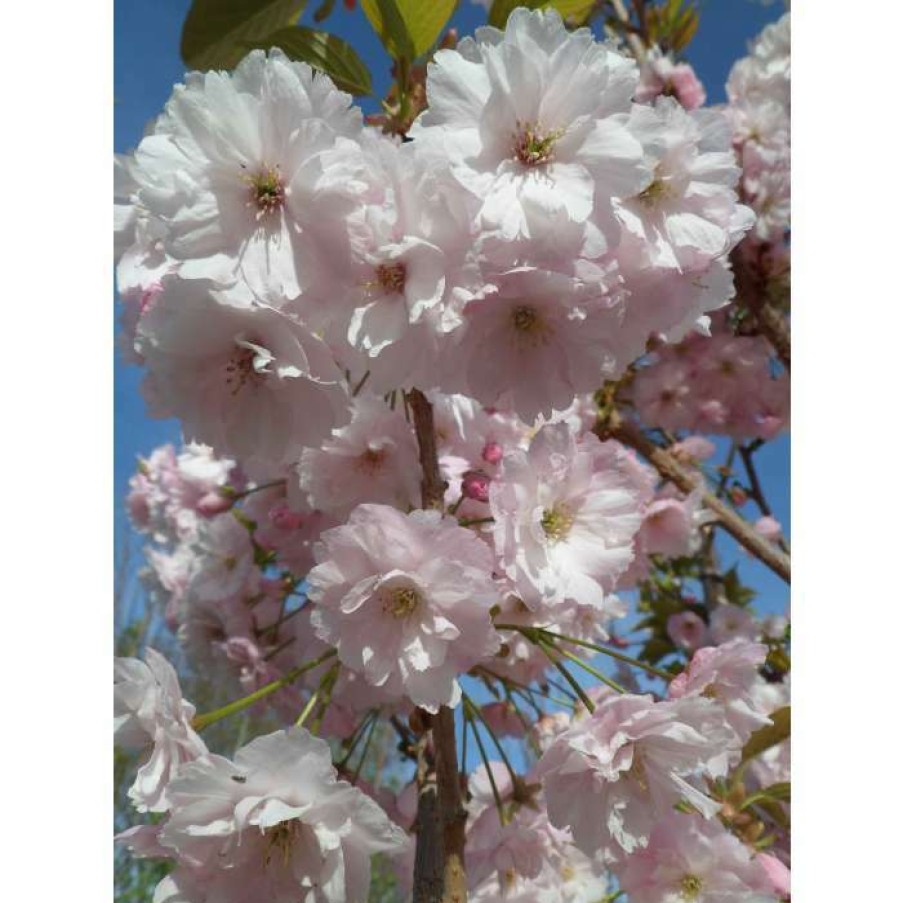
[
  {"xmin": 597, "ymin": 410, "xmax": 790, "ymax": 584},
  {"xmin": 732, "ymin": 247, "xmax": 791, "ymax": 372},
  {"xmin": 434, "ymin": 707, "xmax": 468, "ymax": 903},
  {"xmin": 412, "ymin": 726, "xmax": 444, "ymax": 903},
  {"xmin": 609, "ymin": 0, "xmax": 648, "ymax": 61},
  {"xmin": 406, "ymin": 388, "xmax": 467, "ymax": 903},
  {"xmin": 406, "ymin": 389, "xmax": 448, "ymax": 510}
]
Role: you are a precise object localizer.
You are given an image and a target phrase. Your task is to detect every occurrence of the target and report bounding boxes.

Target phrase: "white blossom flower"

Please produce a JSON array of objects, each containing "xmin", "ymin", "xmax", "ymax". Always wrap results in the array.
[
  {"xmin": 114, "ymin": 648, "xmax": 207, "ymax": 813},
  {"xmin": 490, "ymin": 424, "xmax": 647, "ymax": 610},
  {"xmin": 308, "ymin": 504, "xmax": 501, "ymax": 711},
  {"xmin": 158, "ymin": 727, "xmax": 407, "ymax": 903},
  {"xmin": 536, "ymin": 694, "xmax": 736, "ymax": 856},
  {"xmin": 121, "ymin": 50, "xmax": 367, "ymax": 297},
  {"xmin": 137, "ymin": 277, "xmax": 351, "ymax": 476},
  {"xmin": 410, "ymin": 8, "xmax": 647, "ymax": 241}
]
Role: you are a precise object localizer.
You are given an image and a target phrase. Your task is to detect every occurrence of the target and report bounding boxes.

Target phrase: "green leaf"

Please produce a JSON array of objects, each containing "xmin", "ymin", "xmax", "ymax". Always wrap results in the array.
[
  {"xmin": 741, "ymin": 706, "xmax": 790, "ymax": 763},
  {"xmin": 359, "ymin": 0, "xmax": 415, "ymax": 61},
  {"xmin": 548, "ymin": 0, "xmax": 596, "ymax": 24},
  {"xmin": 488, "ymin": 0, "xmax": 594, "ymax": 30},
  {"xmin": 488, "ymin": 0, "xmax": 540, "ymax": 29},
  {"xmin": 244, "ymin": 26, "xmax": 373, "ymax": 95},
  {"xmin": 361, "ymin": 0, "xmax": 457, "ymax": 60},
  {"xmin": 181, "ymin": 0, "xmax": 307, "ymax": 70},
  {"xmin": 741, "ymin": 781, "xmax": 790, "ymax": 810}
]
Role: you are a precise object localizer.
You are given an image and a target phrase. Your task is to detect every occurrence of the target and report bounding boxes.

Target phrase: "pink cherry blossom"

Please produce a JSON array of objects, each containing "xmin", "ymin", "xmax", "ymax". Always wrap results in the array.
[
  {"xmin": 137, "ymin": 278, "xmax": 351, "ymax": 477},
  {"xmin": 411, "ymin": 8, "xmax": 646, "ymax": 242},
  {"xmin": 308, "ymin": 504, "xmax": 502, "ymax": 711},
  {"xmin": 157, "ymin": 727, "xmax": 407, "ymax": 903},
  {"xmin": 490, "ymin": 423, "xmax": 647, "ymax": 610},
  {"xmin": 114, "ymin": 648, "xmax": 207, "ymax": 813},
  {"xmin": 297, "ymin": 396, "xmax": 420, "ymax": 520},
  {"xmin": 536, "ymin": 693, "xmax": 736, "ymax": 855},
  {"xmin": 617, "ymin": 811, "xmax": 778, "ymax": 902}
]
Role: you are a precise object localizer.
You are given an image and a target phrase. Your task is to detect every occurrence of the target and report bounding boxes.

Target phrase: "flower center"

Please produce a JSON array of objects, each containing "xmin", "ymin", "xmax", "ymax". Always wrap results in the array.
[
  {"xmin": 628, "ymin": 749, "xmax": 650, "ymax": 793},
  {"xmin": 384, "ymin": 586, "xmax": 421, "ymax": 618},
  {"xmin": 512, "ymin": 305, "xmax": 541, "ymax": 333},
  {"xmin": 244, "ymin": 164, "xmax": 285, "ymax": 219},
  {"xmin": 263, "ymin": 820, "xmax": 301, "ymax": 868},
  {"xmin": 679, "ymin": 874, "xmax": 703, "ymax": 899},
  {"xmin": 541, "ymin": 505, "xmax": 574, "ymax": 543},
  {"xmin": 513, "ymin": 121, "xmax": 564, "ymax": 167},
  {"xmin": 637, "ymin": 162, "xmax": 677, "ymax": 207},
  {"xmin": 375, "ymin": 262, "xmax": 407, "ymax": 294},
  {"xmin": 637, "ymin": 176, "xmax": 674, "ymax": 207},
  {"xmin": 356, "ymin": 447, "xmax": 387, "ymax": 475},
  {"xmin": 224, "ymin": 346, "xmax": 266, "ymax": 396}
]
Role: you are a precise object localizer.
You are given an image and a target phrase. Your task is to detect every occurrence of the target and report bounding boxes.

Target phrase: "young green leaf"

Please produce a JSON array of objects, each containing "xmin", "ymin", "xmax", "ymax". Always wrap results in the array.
[
  {"xmin": 361, "ymin": 0, "xmax": 457, "ymax": 60},
  {"xmin": 244, "ymin": 26, "xmax": 373, "ymax": 95},
  {"xmin": 741, "ymin": 706, "xmax": 790, "ymax": 763},
  {"xmin": 489, "ymin": 0, "xmax": 595, "ymax": 30},
  {"xmin": 181, "ymin": 0, "xmax": 307, "ymax": 70}
]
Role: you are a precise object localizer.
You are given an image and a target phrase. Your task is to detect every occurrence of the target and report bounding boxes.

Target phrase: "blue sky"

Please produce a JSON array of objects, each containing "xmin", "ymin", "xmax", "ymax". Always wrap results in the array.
[{"xmin": 114, "ymin": 0, "xmax": 789, "ymax": 614}]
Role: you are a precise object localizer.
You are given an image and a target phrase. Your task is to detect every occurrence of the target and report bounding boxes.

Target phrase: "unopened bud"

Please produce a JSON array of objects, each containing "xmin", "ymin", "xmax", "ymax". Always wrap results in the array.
[
  {"xmin": 481, "ymin": 441, "xmax": 504, "ymax": 466},
  {"xmin": 269, "ymin": 503, "xmax": 304, "ymax": 531},
  {"xmin": 461, "ymin": 470, "xmax": 491, "ymax": 503},
  {"xmin": 729, "ymin": 486, "xmax": 748, "ymax": 506},
  {"xmin": 196, "ymin": 490, "xmax": 233, "ymax": 517}
]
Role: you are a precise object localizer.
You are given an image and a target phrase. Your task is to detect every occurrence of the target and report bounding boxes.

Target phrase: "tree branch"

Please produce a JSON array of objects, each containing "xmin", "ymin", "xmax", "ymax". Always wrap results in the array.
[
  {"xmin": 406, "ymin": 388, "xmax": 467, "ymax": 903},
  {"xmin": 597, "ymin": 409, "xmax": 791, "ymax": 584},
  {"xmin": 609, "ymin": 0, "xmax": 649, "ymax": 62},
  {"xmin": 732, "ymin": 247, "xmax": 791, "ymax": 372},
  {"xmin": 406, "ymin": 388, "xmax": 448, "ymax": 510}
]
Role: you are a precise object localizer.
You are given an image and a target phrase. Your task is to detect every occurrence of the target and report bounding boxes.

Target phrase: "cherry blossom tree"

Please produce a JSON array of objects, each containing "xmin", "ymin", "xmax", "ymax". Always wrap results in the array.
[{"xmin": 114, "ymin": 3, "xmax": 791, "ymax": 902}]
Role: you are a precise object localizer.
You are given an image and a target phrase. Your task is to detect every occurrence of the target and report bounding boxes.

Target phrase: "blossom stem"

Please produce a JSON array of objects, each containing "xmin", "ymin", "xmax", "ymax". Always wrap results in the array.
[
  {"xmin": 466, "ymin": 704, "xmax": 509, "ymax": 826},
  {"xmin": 191, "ymin": 648, "xmax": 337, "ymax": 731},
  {"xmin": 536, "ymin": 638, "xmax": 598, "ymax": 713},
  {"xmin": 295, "ymin": 689, "xmax": 320, "ymax": 728},
  {"xmin": 310, "ymin": 662, "xmax": 340, "ymax": 734},
  {"xmin": 222, "ymin": 478, "xmax": 286, "ymax": 502},
  {"xmin": 463, "ymin": 693, "xmax": 519, "ymax": 789},
  {"xmin": 476, "ymin": 665, "xmax": 575, "ymax": 708},
  {"xmin": 597, "ymin": 408, "xmax": 791, "ymax": 583},
  {"xmin": 351, "ymin": 711, "xmax": 380, "ymax": 785},
  {"xmin": 340, "ymin": 709, "xmax": 381, "ymax": 768},
  {"xmin": 504, "ymin": 625, "xmax": 673, "ymax": 681},
  {"xmin": 551, "ymin": 643, "xmax": 629, "ymax": 695}
]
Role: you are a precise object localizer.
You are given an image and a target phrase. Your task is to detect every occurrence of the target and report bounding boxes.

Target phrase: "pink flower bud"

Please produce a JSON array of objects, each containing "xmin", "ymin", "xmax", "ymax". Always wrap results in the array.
[
  {"xmin": 461, "ymin": 470, "xmax": 491, "ymax": 503},
  {"xmin": 754, "ymin": 515, "xmax": 782, "ymax": 542},
  {"xmin": 730, "ymin": 486, "xmax": 748, "ymax": 506},
  {"xmin": 196, "ymin": 490, "xmax": 233, "ymax": 517},
  {"xmin": 481, "ymin": 441, "xmax": 504, "ymax": 466},
  {"xmin": 757, "ymin": 853, "xmax": 791, "ymax": 898},
  {"xmin": 269, "ymin": 503, "xmax": 304, "ymax": 531}
]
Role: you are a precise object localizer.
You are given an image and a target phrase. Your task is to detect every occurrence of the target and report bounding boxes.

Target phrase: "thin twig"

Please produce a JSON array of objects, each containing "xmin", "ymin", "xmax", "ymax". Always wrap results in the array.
[{"xmin": 596, "ymin": 409, "xmax": 791, "ymax": 583}]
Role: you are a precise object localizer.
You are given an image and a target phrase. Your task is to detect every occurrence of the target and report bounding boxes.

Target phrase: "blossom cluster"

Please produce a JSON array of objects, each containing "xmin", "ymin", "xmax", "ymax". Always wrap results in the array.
[
  {"xmin": 627, "ymin": 314, "xmax": 790, "ymax": 439},
  {"xmin": 725, "ymin": 12, "xmax": 791, "ymax": 244},
  {"xmin": 116, "ymin": 7, "xmax": 754, "ymax": 475},
  {"xmin": 114, "ymin": 8, "xmax": 791, "ymax": 903}
]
